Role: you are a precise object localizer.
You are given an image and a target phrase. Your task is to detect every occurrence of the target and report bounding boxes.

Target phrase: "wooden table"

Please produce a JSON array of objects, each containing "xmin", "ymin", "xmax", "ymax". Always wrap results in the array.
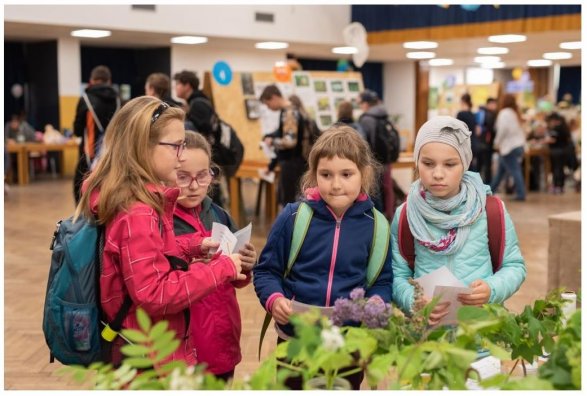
[
  {"xmin": 524, "ymin": 146, "xmax": 550, "ymax": 192},
  {"xmin": 7, "ymin": 142, "xmax": 79, "ymax": 185}
]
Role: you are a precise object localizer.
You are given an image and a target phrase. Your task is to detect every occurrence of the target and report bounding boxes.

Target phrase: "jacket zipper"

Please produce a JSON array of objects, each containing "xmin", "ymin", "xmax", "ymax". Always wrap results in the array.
[{"xmin": 325, "ymin": 208, "xmax": 345, "ymax": 307}]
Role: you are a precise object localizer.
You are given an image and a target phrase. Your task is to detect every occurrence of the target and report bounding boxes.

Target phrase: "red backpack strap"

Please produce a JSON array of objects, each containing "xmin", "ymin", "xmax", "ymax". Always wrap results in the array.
[
  {"xmin": 398, "ymin": 204, "xmax": 416, "ymax": 271},
  {"xmin": 486, "ymin": 195, "xmax": 506, "ymax": 273}
]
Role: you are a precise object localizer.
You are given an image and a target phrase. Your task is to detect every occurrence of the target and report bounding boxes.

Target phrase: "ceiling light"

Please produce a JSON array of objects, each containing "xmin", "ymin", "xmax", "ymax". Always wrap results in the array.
[
  {"xmin": 480, "ymin": 62, "xmax": 505, "ymax": 69},
  {"xmin": 171, "ymin": 36, "xmax": 208, "ymax": 45},
  {"xmin": 255, "ymin": 41, "xmax": 289, "ymax": 50},
  {"xmin": 488, "ymin": 34, "xmax": 526, "ymax": 43},
  {"xmin": 406, "ymin": 51, "xmax": 435, "ymax": 59},
  {"xmin": 560, "ymin": 41, "xmax": 581, "ymax": 50},
  {"xmin": 331, "ymin": 46, "xmax": 358, "ymax": 54},
  {"xmin": 403, "ymin": 41, "xmax": 438, "ymax": 49},
  {"xmin": 428, "ymin": 58, "xmax": 454, "ymax": 66},
  {"xmin": 474, "ymin": 56, "xmax": 501, "ymax": 63},
  {"xmin": 543, "ymin": 52, "xmax": 572, "ymax": 60},
  {"xmin": 71, "ymin": 29, "xmax": 111, "ymax": 38},
  {"xmin": 527, "ymin": 59, "xmax": 552, "ymax": 67},
  {"xmin": 477, "ymin": 47, "xmax": 509, "ymax": 55}
]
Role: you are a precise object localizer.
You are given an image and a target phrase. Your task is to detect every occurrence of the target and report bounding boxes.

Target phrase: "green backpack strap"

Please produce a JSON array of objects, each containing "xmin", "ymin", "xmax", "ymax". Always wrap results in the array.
[
  {"xmin": 258, "ymin": 202, "xmax": 314, "ymax": 360},
  {"xmin": 366, "ymin": 208, "xmax": 390, "ymax": 288}
]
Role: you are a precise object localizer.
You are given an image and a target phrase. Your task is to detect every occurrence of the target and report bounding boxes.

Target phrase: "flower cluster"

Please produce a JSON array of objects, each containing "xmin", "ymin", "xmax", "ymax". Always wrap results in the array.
[
  {"xmin": 321, "ymin": 325, "xmax": 345, "ymax": 351},
  {"xmin": 331, "ymin": 288, "xmax": 392, "ymax": 328}
]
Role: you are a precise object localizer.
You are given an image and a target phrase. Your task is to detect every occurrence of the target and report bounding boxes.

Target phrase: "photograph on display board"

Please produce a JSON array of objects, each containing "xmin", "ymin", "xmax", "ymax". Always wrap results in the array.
[
  {"xmin": 319, "ymin": 114, "xmax": 333, "ymax": 128},
  {"xmin": 244, "ymin": 98, "xmax": 261, "ymax": 119},
  {"xmin": 294, "ymin": 73, "xmax": 310, "ymax": 87},
  {"xmin": 317, "ymin": 96, "xmax": 331, "ymax": 111},
  {"xmin": 330, "ymin": 80, "xmax": 344, "ymax": 93},
  {"xmin": 334, "ymin": 96, "xmax": 346, "ymax": 110},
  {"xmin": 347, "ymin": 81, "xmax": 360, "ymax": 92},
  {"xmin": 314, "ymin": 80, "xmax": 327, "ymax": 92},
  {"xmin": 350, "ymin": 97, "xmax": 360, "ymax": 110},
  {"xmin": 241, "ymin": 72, "xmax": 255, "ymax": 96}
]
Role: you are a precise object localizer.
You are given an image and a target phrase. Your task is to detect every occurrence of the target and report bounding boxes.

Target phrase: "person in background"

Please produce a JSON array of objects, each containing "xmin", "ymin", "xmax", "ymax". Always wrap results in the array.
[
  {"xmin": 173, "ymin": 70, "xmax": 209, "ymax": 130},
  {"xmin": 526, "ymin": 119, "xmax": 549, "ymax": 191},
  {"xmin": 72, "ymin": 65, "xmax": 120, "ymax": 205},
  {"xmin": 5, "ymin": 113, "xmax": 36, "ymax": 143},
  {"xmin": 456, "ymin": 93, "xmax": 478, "ymax": 171},
  {"xmin": 490, "ymin": 94, "xmax": 527, "ymax": 201},
  {"xmin": 145, "ymin": 73, "xmax": 182, "ymax": 108},
  {"xmin": 545, "ymin": 112, "xmax": 573, "ymax": 194},
  {"xmin": 391, "ymin": 116, "xmax": 526, "ymax": 324},
  {"xmin": 474, "ymin": 98, "xmax": 498, "ymax": 184},
  {"xmin": 336, "ymin": 100, "xmax": 365, "ymax": 138},
  {"xmin": 174, "ymin": 130, "xmax": 257, "ymax": 381}
]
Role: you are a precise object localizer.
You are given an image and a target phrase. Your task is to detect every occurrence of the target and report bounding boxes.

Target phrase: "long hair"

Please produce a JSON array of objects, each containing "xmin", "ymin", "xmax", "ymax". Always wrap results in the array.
[
  {"xmin": 499, "ymin": 93, "xmax": 523, "ymax": 124},
  {"xmin": 300, "ymin": 124, "xmax": 380, "ymax": 196},
  {"xmin": 75, "ymin": 96, "xmax": 185, "ymax": 224}
]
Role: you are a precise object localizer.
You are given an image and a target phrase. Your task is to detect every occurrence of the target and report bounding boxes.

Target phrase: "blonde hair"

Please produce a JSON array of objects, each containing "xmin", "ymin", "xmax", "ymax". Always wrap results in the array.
[
  {"xmin": 300, "ymin": 124, "xmax": 380, "ymax": 196},
  {"xmin": 75, "ymin": 96, "xmax": 185, "ymax": 224}
]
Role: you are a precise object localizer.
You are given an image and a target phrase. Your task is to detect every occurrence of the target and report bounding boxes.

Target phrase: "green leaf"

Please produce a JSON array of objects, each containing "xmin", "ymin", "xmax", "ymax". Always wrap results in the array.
[
  {"xmin": 121, "ymin": 328, "xmax": 149, "ymax": 343},
  {"xmin": 422, "ymin": 350, "xmax": 443, "ymax": 370},
  {"xmin": 366, "ymin": 353, "xmax": 394, "ymax": 387},
  {"xmin": 123, "ymin": 357, "xmax": 154, "ymax": 369},
  {"xmin": 152, "ymin": 330, "xmax": 177, "ymax": 350},
  {"xmin": 149, "ymin": 320, "xmax": 168, "ymax": 340},
  {"xmin": 155, "ymin": 339, "xmax": 180, "ymax": 362},
  {"xmin": 458, "ymin": 305, "xmax": 490, "ymax": 322},
  {"xmin": 120, "ymin": 343, "xmax": 151, "ymax": 357},
  {"xmin": 159, "ymin": 360, "xmax": 187, "ymax": 375},
  {"xmin": 136, "ymin": 308, "xmax": 152, "ymax": 333}
]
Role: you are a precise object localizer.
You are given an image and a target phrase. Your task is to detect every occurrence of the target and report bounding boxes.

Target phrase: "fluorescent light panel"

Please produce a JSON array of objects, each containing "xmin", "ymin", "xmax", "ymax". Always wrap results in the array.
[
  {"xmin": 255, "ymin": 41, "xmax": 289, "ymax": 50},
  {"xmin": 403, "ymin": 41, "xmax": 438, "ymax": 49},
  {"xmin": 477, "ymin": 47, "xmax": 509, "ymax": 55},
  {"xmin": 527, "ymin": 59, "xmax": 552, "ymax": 67},
  {"xmin": 543, "ymin": 52, "xmax": 572, "ymax": 60},
  {"xmin": 406, "ymin": 51, "xmax": 435, "ymax": 59},
  {"xmin": 428, "ymin": 58, "xmax": 453, "ymax": 66},
  {"xmin": 332, "ymin": 46, "xmax": 358, "ymax": 54},
  {"xmin": 71, "ymin": 29, "xmax": 111, "ymax": 38},
  {"xmin": 488, "ymin": 34, "xmax": 526, "ymax": 43},
  {"xmin": 560, "ymin": 41, "xmax": 581, "ymax": 50},
  {"xmin": 474, "ymin": 56, "xmax": 501, "ymax": 63},
  {"xmin": 171, "ymin": 36, "xmax": 208, "ymax": 45}
]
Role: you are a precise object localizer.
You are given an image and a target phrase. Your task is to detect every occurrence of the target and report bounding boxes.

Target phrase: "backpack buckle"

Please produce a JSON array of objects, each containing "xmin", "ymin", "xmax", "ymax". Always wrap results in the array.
[{"xmin": 101, "ymin": 324, "xmax": 118, "ymax": 342}]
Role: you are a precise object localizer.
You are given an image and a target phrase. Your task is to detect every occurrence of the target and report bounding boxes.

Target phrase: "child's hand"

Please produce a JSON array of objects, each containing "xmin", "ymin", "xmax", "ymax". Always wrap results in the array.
[
  {"xmin": 201, "ymin": 237, "xmax": 219, "ymax": 255},
  {"xmin": 458, "ymin": 279, "xmax": 491, "ymax": 306},
  {"xmin": 422, "ymin": 296, "xmax": 450, "ymax": 327},
  {"xmin": 271, "ymin": 297, "xmax": 292, "ymax": 325},
  {"xmin": 228, "ymin": 253, "xmax": 247, "ymax": 281},
  {"xmin": 238, "ymin": 242, "xmax": 257, "ymax": 272}
]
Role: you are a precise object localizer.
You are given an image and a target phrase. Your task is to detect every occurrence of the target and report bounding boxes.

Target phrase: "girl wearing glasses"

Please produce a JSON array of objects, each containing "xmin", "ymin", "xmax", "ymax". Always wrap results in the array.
[
  {"xmin": 75, "ymin": 96, "xmax": 245, "ymax": 367},
  {"xmin": 173, "ymin": 130, "xmax": 257, "ymax": 381}
]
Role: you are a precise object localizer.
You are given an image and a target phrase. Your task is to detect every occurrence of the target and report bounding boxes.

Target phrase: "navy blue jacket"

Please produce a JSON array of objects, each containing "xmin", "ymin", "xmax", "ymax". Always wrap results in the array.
[{"xmin": 253, "ymin": 191, "xmax": 393, "ymax": 336}]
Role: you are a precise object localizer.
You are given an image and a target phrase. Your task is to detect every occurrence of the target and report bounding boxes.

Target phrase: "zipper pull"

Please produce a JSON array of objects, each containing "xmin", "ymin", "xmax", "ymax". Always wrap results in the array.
[
  {"xmin": 49, "ymin": 220, "xmax": 62, "ymax": 250},
  {"xmin": 336, "ymin": 220, "xmax": 341, "ymax": 229}
]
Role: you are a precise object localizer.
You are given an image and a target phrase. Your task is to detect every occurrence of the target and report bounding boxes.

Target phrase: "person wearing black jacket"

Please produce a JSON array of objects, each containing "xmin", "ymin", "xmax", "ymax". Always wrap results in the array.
[
  {"xmin": 545, "ymin": 112, "xmax": 573, "ymax": 193},
  {"xmin": 475, "ymin": 97, "xmax": 498, "ymax": 184},
  {"xmin": 73, "ymin": 65, "xmax": 120, "ymax": 204},
  {"xmin": 173, "ymin": 70, "xmax": 210, "ymax": 130},
  {"xmin": 145, "ymin": 72, "xmax": 182, "ymax": 108}
]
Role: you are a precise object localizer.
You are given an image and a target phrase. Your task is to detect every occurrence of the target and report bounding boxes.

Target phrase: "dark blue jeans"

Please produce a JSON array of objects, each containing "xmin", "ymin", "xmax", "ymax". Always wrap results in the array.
[{"xmin": 490, "ymin": 146, "xmax": 526, "ymax": 200}]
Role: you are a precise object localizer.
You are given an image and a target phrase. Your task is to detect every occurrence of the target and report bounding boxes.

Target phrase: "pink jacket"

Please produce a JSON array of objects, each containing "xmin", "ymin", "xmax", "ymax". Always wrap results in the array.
[
  {"xmin": 91, "ymin": 185, "xmax": 238, "ymax": 366},
  {"xmin": 174, "ymin": 201, "xmax": 251, "ymax": 375}
]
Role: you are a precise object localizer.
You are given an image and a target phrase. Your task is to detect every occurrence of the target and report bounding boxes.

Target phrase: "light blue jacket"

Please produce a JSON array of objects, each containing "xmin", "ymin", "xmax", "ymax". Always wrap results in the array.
[{"xmin": 391, "ymin": 200, "xmax": 526, "ymax": 313}]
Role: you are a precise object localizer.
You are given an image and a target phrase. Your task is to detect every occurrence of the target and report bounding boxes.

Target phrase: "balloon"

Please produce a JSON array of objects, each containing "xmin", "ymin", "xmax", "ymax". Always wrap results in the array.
[
  {"xmin": 273, "ymin": 62, "xmax": 292, "ymax": 83},
  {"xmin": 461, "ymin": 5, "xmax": 481, "ymax": 11},
  {"xmin": 352, "ymin": 45, "xmax": 369, "ymax": 68},
  {"xmin": 337, "ymin": 59, "xmax": 351, "ymax": 72},
  {"xmin": 343, "ymin": 22, "xmax": 367, "ymax": 47},
  {"xmin": 212, "ymin": 61, "xmax": 233, "ymax": 86},
  {"xmin": 512, "ymin": 67, "xmax": 523, "ymax": 81},
  {"xmin": 11, "ymin": 83, "xmax": 23, "ymax": 98}
]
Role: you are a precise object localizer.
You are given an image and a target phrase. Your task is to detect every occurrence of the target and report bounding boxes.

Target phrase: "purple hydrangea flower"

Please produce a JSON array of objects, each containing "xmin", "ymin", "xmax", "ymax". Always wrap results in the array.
[{"xmin": 349, "ymin": 288, "xmax": 365, "ymax": 301}]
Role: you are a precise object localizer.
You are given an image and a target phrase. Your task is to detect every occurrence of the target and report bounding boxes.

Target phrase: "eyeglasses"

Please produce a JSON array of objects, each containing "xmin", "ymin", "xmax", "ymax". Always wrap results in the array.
[
  {"xmin": 158, "ymin": 141, "xmax": 187, "ymax": 158},
  {"xmin": 151, "ymin": 102, "xmax": 169, "ymax": 124},
  {"xmin": 176, "ymin": 169, "xmax": 216, "ymax": 188}
]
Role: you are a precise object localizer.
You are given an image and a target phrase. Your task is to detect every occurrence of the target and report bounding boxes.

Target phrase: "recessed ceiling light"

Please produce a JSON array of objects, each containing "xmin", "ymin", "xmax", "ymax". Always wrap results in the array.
[
  {"xmin": 474, "ymin": 56, "xmax": 501, "ymax": 63},
  {"xmin": 527, "ymin": 59, "xmax": 552, "ymax": 67},
  {"xmin": 477, "ymin": 47, "xmax": 509, "ymax": 55},
  {"xmin": 331, "ymin": 46, "xmax": 358, "ymax": 54},
  {"xmin": 560, "ymin": 41, "xmax": 581, "ymax": 50},
  {"xmin": 255, "ymin": 41, "xmax": 289, "ymax": 50},
  {"xmin": 488, "ymin": 34, "xmax": 526, "ymax": 43},
  {"xmin": 403, "ymin": 41, "xmax": 438, "ymax": 49},
  {"xmin": 428, "ymin": 58, "xmax": 454, "ymax": 66},
  {"xmin": 543, "ymin": 52, "xmax": 573, "ymax": 60},
  {"xmin": 171, "ymin": 36, "xmax": 208, "ymax": 45},
  {"xmin": 406, "ymin": 51, "xmax": 435, "ymax": 59},
  {"xmin": 480, "ymin": 62, "xmax": 505, "ymax": 69},
  {"xmin": 71, "ymin": 29, "xmax": 111, "ymax": 38}
]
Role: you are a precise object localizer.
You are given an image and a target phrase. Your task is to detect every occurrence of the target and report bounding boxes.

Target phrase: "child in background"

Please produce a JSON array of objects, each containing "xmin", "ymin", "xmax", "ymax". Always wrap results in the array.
[
  {"xmin": 174, "ymin": 130, "xmax": 257, "ymax": 381},
  {"xmin": 253, "ymin": 125, "xmax": 393, "ymax": 390},
  {"xmin": 75, "ymin": 96, "xmax": 245, "ymax": 366},
  {"xmin": 390, "ymin": 116, "xmax": 526, "ymax": 326}
]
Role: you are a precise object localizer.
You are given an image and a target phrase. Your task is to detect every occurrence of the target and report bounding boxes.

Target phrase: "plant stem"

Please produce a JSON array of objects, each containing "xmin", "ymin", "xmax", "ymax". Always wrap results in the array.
[
  {"xmin": 338, "ymin": 366, "xmax": 362, "ymax": 378},
  {"xmin": 274, "ymin": 360, "xmax": 304, "ymax": 373},
  {"xmin": 508, "ymin": 359, "xmax": 519, "ymax": 376}
]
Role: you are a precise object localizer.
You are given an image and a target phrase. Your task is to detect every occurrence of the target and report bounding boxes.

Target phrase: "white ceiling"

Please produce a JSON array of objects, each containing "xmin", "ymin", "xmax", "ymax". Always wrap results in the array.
[{"xmin": 4, "ymin": 21, "xmax": 581, "ymax": 68}]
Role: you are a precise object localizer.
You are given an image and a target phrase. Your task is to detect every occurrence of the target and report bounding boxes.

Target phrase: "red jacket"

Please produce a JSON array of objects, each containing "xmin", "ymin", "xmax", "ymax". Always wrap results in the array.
[
  {"xmin": 174, "ymin": 198, "xmax": 251, "ymax": 375},
  {"xmin": 91, "ymin": 185, "xmax": 238, "ymax": 366}
]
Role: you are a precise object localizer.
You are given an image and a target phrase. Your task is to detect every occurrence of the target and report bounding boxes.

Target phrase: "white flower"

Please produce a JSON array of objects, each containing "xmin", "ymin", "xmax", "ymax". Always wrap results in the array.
[{"xmin": 321, "ymin": 326, "xmax": 345, "ymax": 352}]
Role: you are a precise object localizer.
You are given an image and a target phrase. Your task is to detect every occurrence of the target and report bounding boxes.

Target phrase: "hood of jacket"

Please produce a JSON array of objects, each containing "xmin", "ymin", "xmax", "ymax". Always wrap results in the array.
[
  {"xmin": 86, "ymin": 83, "xmax": 119, "ymax": 103},
  {"xmin": 364, "ymin": 103, "xmax": 389, "ymax": 119}
]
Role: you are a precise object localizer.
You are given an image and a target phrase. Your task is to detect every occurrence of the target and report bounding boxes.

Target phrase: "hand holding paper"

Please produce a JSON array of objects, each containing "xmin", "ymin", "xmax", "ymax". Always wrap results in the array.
[{"xmin": 211, "ymin": 222, "xmax": 252, "ymax": 256}]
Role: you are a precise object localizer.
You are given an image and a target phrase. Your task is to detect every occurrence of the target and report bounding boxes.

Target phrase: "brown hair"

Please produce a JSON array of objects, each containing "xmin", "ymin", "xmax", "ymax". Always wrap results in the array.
[
  {"xmin": 259, "ymin": 84, "xmax": 282, "ymax": 101},
  {"xmin": 173, "ymin": 70, "xmax": 199, "ymax": 90},
  {"xmin": 300, "ymin": 124, "xmax": 380, "ymax": 196},
  {"xmin": 182, "ymin": 130, "xmax": 221, "ymax": 189},
  {"xmin": 90, "ymin": 65, "xmax": 111, "ymax": 83},
  {"xmin": 146, "ymin": 73, "xmax": 170, "ymax": 99},
  {"xmin": 499, "ymin": 93, "xmax": 523, "ymax": 124},
  {"xmin": 75, "ymin": 96, "xmax": 185, "ymax": 224},
  {"xmin": 337, "ymin": 100, "xmax": 354, "ymax": 121}
]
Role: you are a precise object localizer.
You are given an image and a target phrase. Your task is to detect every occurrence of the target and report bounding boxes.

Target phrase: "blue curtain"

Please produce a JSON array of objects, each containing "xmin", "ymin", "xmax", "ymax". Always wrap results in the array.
[{"xmin": 557, "ymin": 66, "xmax": 581, "ymax": 105}]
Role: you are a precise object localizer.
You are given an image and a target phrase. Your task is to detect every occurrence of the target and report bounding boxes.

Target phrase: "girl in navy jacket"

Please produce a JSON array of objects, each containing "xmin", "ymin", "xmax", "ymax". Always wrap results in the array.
[{"xmin": 253, "ymin": 125, "xmax": 393, "ymax": 389}]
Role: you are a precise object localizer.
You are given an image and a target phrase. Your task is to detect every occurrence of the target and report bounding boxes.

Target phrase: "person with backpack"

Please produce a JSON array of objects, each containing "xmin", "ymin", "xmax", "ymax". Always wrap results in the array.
[
  {"xmin": 357, "ymin": 89, "xmax": 400, "ymax": 220},
  {"xmin": 173, "ymin": 130, "xmax": 257, "ymax": 381},
  {"xmin": 475, "ymin": 97, "xmax": 498, "ymax": 184},
  {"xmin": 260, "ymin": 85, "xmax": 307, "ymax": 208},
  {"xmin": 253, "ymin": 125, "xmax": 393, "ymax": 390},
  {"xmin": 73, "ymin": 96, "xmax": 245, "ymax": 367},
  {"xmin": 390, "ymin": 116, "xmax": 526, "ymax": 326}
]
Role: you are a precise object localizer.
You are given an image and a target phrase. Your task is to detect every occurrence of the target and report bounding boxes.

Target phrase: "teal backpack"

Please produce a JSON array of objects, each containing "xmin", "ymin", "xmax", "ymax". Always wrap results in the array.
[{"xmin": 258, "ymin": 202, "xmax": 390, "ymax": 359}]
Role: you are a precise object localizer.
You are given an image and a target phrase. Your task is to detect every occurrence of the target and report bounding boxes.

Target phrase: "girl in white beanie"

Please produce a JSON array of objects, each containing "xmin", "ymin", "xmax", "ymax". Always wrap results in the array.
[{"xmin": 390, "ymin": 116, "xmax": 526, "ymax": 326}]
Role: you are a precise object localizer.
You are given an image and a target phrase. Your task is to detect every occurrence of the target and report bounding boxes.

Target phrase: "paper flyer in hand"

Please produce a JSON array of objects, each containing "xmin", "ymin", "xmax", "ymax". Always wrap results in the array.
[
  {"xmin": 291, "ymin": 300, "xmax": 335, "ymax": 319},
  {"xmin": 211, "ymin": 222, "xmax": 252, "ymax": 255}
]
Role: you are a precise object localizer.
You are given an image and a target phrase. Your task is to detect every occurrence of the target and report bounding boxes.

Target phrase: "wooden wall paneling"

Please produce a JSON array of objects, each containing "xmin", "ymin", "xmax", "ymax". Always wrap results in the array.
[{"xmin": 415, "ymin": 61, "xmax": 429, "ymax": 135}]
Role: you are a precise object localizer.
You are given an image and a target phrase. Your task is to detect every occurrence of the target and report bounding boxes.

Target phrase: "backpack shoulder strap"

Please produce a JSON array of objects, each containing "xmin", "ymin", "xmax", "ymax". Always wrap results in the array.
[
  {"xmin": 286, "ymin": 202, "xmax": 313, "ymax": 277},
  {"xmin": 366, "ymin": 208, "xmax": 390, "ymax": 288},
  {"xmin": 398, "ymin": 203, "xmax": 415, "ymax": 271},
  {"xmin": 82, "ymin": 93, "xmax": 104, "ymax": 132},
  {"xmin": 485, "ymin": 195, "xmax": 505, "ymax": 273}
]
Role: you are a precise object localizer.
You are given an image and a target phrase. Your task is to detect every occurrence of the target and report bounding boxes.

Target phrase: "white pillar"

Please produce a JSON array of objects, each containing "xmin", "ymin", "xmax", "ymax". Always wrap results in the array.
[{"xmin": 57, "ymin": 37, "xmax": 81, "ymax": 130}]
